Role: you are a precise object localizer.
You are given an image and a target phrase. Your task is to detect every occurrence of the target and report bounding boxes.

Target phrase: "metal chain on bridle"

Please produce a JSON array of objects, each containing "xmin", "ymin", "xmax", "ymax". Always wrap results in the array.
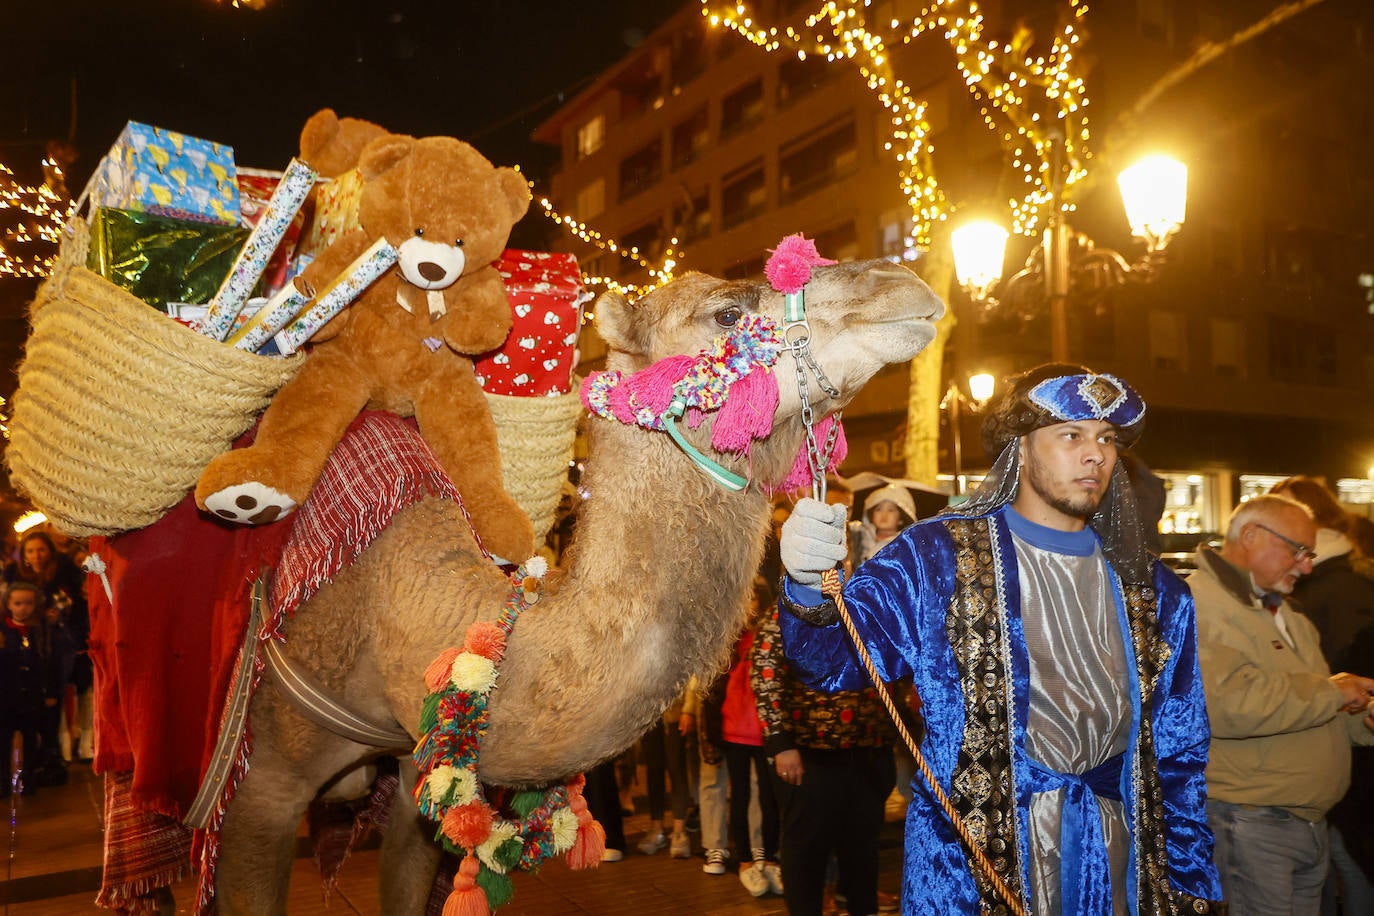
[{"xmin": 784, "ymin": 294, "xmax": 1028, "ymax": 916}]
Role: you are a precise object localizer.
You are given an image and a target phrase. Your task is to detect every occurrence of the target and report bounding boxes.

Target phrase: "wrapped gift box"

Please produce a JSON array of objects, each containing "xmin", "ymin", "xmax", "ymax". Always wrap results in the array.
[
  {"xmin": 86, "ymin": 207, "xmax": 249, "ymax": 312},
  {"xmin": 87, "ymin": 121, "xmax": 240, "ymax": 226},
  {"xmin": 475, "ymin": 250, "xmax": 586, "ymax": 397},
  {"xmin": 237, "ymin": 167, "xmax": 310, "ymax": 298},
  {"xmin": 294, "ymin": 167, "xmax": 363, "ymax": 264}
]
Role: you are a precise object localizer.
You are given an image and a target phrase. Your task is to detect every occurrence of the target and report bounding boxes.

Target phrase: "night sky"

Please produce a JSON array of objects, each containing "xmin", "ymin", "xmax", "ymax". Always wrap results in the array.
[{"xmin": 2, "ymin": 0, "xmax": 686, "ymax": 197}]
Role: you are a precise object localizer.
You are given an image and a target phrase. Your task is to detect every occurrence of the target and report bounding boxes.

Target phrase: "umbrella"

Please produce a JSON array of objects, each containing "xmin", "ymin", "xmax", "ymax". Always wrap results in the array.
[{"xmin": 842, "ymin": 471, "xmax": 949, "ymax": 522}]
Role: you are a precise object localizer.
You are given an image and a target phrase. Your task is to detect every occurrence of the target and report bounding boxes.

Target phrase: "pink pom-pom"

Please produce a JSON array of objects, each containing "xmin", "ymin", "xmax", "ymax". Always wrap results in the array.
[
  {"xmin": 765, "ymin": 234, "xmax": 837, "ymax": 294},
  {"xmin": 424, "ymin": 648, "xmax": 463, "ymax": 692},
  {"xmin": 441, "ymin": 802, "xmax": 494, "ymax": 850},
  {"xmin": 712, "ymin": 369, "xmax": 779, "ymax": 453},
  {"xmin": 462, "ymin": 622, "xmax": 507, "ymax": 662}
]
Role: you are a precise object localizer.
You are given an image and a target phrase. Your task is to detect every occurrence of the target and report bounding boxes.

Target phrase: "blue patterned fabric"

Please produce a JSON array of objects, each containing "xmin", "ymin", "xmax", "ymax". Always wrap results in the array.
[
  {"xmin": 780, "ymin": 504, "xmax": 1222, "ymax": 914},
  {"xmin": 1026, "ymin": 373, "xmax": 1146, "ymax": 428}
]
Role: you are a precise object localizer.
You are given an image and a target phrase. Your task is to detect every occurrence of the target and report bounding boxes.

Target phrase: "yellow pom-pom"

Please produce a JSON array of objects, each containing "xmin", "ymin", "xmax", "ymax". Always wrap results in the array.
[
  {"xmin": 550, "ymin": 807, "xmax": 580, "ymax": 852},
  {"xmin": 427, "ymin": 765, "xmax": 458, "ymax": 803},
  {"xmin": 451, "ymin": 768, "xmax": 478, "ymax": 806},
  {"xmin": 450, "ymin": 652, "xmax": 498, "ymax": 694}
]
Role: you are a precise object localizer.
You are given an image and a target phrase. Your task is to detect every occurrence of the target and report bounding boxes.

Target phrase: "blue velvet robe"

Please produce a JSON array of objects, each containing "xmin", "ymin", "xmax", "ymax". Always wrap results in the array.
[{"xmin": 781, "ymin": 505, "xmax": 1222, "ymax": 915}]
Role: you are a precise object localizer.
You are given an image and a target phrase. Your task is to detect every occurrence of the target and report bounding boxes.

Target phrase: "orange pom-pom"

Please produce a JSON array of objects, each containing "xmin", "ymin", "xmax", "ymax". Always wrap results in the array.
[
  {"xmin": 462, "ymin": 622, "xmax": 507, "ymax": 662},
  {"xmin": 443, "ymin": 855, "xmax": 490, "ymax": 916},
  {"xmin": 424, "ymin": 648, "xmax": 463, "ymax": 692},
  {"xmin": 441, "ymin": 802, "xmax": 494, "ymax": 850}
]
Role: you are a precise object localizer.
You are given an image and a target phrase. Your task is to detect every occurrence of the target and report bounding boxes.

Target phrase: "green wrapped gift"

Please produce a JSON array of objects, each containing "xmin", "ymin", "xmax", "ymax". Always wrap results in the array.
[{"xmin": 86, "ymin": 207, "xmax": 250, "ymax": 312}]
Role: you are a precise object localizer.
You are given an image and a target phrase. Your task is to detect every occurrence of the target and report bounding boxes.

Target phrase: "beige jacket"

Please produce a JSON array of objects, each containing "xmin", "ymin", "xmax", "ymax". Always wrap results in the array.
[{"xmin": 1190, "ymin": 546, "xmax": 1374, "ymax": 821}]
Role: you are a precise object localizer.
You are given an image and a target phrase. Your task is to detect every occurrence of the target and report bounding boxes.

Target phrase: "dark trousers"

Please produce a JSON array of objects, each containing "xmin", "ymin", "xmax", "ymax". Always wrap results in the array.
[
  {"xmin": 0, "ymin": 710, "xmax": 43, "ymax": 794},
  {"xmin": 583, "ymin": 760, "xmax": 626, "ymax": 853},
  {"xmin": 641, "ymin": 719, "xmax": 691, "ymax": 823},
  {"xmin": 722, "ymin": 741, "xmax": 778, "ymax": 863},
  {"xmin": 772, "ymin": 745, "xmax": 895, "ymax": 916}
]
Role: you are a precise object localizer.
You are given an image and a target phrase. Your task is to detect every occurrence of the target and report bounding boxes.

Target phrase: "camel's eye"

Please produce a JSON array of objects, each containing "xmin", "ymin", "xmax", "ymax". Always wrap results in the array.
[{"xmin": 714, "ymin": 306, "xmax": 743, "ymax": 328}]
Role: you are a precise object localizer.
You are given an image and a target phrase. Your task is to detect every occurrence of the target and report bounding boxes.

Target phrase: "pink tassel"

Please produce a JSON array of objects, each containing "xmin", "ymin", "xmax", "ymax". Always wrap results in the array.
[
  {"xmin": 624, "ymin": 355, "xmax": 694, "ymax": 418},
  {"xmin": 711, "ymin": 369, "xmax": 779, "ymax": 453},
  {"xmin": 443, "ymin": 854, "xmax": 489, "ymax": 916},
  {"xmin": 775, "ymin": 416, "xmax": 848, "ymax": 492},
  {"xmin": 605, "ymin": 384, "xmax": 636, "ymax": 425}
]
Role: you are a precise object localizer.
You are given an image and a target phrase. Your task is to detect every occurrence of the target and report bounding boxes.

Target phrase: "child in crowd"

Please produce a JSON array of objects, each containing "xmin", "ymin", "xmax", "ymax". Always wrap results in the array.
[{"xmin": 0, "ymin": 582, "xmax": 60, "ymax": 796}]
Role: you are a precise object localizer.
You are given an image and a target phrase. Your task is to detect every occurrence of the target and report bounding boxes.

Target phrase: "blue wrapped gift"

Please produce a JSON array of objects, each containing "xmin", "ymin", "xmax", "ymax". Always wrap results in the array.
[{"xmin": 87, "ymin": 121, "xmax": 240, "ymax": 226}]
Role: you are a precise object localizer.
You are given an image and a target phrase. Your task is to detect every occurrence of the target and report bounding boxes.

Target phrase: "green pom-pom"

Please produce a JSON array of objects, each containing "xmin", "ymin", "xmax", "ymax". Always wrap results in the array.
[
  {"xmin": 419, "ymin": 693, "xmax": 442, "ymax": 734},
  {"xmin": 475, "ymin": 865, "xmax": 515, "ymax": 909},
  {"xmin": 508, "ymin": 790, "xmax": 545, "ymax": 819},
  {"xmin": 492, "ymin": 836, "xmax": 524, "ymax": 871}
]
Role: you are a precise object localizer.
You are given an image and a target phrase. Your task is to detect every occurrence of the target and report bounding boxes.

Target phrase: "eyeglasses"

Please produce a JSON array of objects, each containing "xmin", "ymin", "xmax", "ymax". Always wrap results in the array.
[{"xmin": 1253, "ymin": 523, "xmax": 1318, "ymax": 563}]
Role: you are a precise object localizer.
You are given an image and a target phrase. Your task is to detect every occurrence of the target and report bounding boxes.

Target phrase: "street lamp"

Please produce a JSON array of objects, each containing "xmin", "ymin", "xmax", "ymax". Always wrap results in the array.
[
  {"xmin": 942, "ymin": 372, "xmax": 996, "ymax": 496},
  {"xmin": 950, "ymin": 149, "xmax": 1188, "ymax": 362}
]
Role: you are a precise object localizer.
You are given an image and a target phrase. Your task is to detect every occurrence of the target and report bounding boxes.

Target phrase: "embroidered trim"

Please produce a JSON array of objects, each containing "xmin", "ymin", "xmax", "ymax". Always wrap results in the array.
[{"xmin": 943, "ymin": 517, "xmax": 1027, "ymax": 914}]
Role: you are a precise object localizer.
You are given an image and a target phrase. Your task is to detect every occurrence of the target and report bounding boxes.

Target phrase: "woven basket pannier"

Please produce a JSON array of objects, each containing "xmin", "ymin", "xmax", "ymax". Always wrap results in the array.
[
  {"xmin": 485, "ymin": 386, "xmax": 582, "ymax": 546},
  {"xmin": 5, "ymin": 218, "xmax": 304, "ymax": 537}
]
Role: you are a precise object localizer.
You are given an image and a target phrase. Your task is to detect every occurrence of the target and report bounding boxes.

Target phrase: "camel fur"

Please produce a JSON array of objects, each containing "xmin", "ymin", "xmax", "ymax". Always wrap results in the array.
[{"xmin": 212, "ymin": 259, "xmax": 944, "ymax": 913}]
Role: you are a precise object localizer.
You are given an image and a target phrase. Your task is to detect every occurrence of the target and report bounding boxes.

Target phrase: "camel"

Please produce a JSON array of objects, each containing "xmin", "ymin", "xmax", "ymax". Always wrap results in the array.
[{"xmin": 213, "ymin": 258, "xmax": 944, "ymax": 913}]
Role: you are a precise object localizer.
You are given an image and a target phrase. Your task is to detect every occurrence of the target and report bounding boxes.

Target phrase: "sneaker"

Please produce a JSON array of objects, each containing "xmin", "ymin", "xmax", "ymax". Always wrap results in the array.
[
  {"xmin": 762, "ymin": 862, "xmax": 784, "ymax": 895},
  {"xmin": 601, "ymin": 847, "xmax": 624, "ymax": 863},
  {"xmin": 739, "ymin": 863, "xmax": 770, "ymax": 897},
  {"xmin": 637, "ymin": 831, "xmax": 667, "ymax": 855},
  {"xmin": 669, "ymin": 831, "xmax": 691, "ymax": 858},
  {"xmin": 702, "ymin": 848, "xmax": 728, "ymax": 875}
]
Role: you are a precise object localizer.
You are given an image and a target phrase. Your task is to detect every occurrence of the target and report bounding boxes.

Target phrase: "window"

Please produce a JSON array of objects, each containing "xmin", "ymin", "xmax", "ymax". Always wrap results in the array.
[
  {"xmin": 779, "ymin": 119, "xmax": 857, "ymax": 203},
  {"xmin": 721, "ymin": 79, "xmax": 765, "ymax": 138},
  {"xmin": 1148, "ymin": 310, "xmax": 1187, "ymax": 372},
  {"xmin": 672, "ymin": 189, "xmax": 712, "ymax": 244},
  {"xmin": 573, "ymin": 179, "xmax": 605, "ymax": 220},
  {"xmin": 1210, "ymin": 318, "xmax": 1245, "ymax": 378},
  {"xmin": 724, "ymin": 255, "xmax": 766, "ymax": 280},
  {"xmin": 670, "ymin": 24, "xmax": 707, "ymax": 87},
  {"xmin": 671, "ymin": 107, "xmax": 710, "ymax": 170},
  {"xmin": 877, "ymin": 212, "xmax": 917, "ymax": 262},
  {"xmin": 778, "ymin": 55, "xmax": 831, "ymax": 106},
  {"xmin": 722, "ymin": 160, "xmax": 766, "ymax": 229},
  {"xmin": 811, "ymin": 222, "xmax": 859, "ymax": 262},
  {"xmin": 1268, "ymin": 316, "xmax": 1337, "ymax": 384},
  {"xmin": 576, "ymin": 115, "xmax": 605, "ymax": 160},
  {"xmin": 622, "ymin": 220, "xmax": 663, "ymax": 264},
  {"xmin": 618, "ymin": 139, "xmax": 663, "ymax": 202}
]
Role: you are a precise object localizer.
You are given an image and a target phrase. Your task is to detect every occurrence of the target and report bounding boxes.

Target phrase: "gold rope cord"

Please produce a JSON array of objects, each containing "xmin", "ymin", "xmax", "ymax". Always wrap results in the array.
[{"xmin": 820, "ymin": 568, "xmax": 1028, "ymax": 916}]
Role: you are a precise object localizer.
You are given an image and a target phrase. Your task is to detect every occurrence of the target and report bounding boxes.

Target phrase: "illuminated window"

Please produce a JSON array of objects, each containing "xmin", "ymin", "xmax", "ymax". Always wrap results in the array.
[
  {"xmin": 573, "ymin": 179, "xmax": 605, "ymax": 220},
  {"xmin": 576, "ymin": 115, "xmax": 605, "ymax": 160}
]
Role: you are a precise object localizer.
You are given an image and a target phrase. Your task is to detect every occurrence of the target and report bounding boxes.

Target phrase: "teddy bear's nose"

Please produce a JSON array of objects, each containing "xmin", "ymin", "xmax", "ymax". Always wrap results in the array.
[{"xmin": 418, "ymin": 261, "xmax": 448, "ymax": 283}]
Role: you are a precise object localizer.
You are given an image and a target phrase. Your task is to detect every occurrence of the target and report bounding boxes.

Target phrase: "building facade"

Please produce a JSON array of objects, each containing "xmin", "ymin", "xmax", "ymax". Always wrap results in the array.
[{"xmin": 533, "ymin": 0, "xmax": 1374, "ymax": 533}]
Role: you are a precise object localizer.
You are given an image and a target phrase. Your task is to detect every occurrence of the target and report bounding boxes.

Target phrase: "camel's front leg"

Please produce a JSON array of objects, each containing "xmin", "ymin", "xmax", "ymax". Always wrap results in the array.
[
  {"xmin": 215, "ymin": 688, "xmax": 372, "ymax": 915},
  {"xmin": 379, "ymin": 756, "xmax": 444, "ymax": 915}
]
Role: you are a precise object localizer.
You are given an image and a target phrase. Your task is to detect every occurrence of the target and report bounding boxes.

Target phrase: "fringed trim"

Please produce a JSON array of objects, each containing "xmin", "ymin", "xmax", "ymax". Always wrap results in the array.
[{"xmin": 94, "ymin": 862, "xmax": 193, "ymax": 912}]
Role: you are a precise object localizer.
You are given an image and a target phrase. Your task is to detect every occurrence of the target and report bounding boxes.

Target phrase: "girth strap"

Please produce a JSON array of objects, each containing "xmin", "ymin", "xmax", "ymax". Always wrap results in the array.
[{"xmin": 262, "ymin": 638, "xmax": 413, "ymax": 751}]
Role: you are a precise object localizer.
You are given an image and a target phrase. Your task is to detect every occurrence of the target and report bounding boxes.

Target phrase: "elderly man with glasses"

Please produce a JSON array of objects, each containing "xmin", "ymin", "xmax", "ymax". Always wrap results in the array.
[{"xmin": 1190, "ymin": 493, "xmax": 1374, "ymax": 914}]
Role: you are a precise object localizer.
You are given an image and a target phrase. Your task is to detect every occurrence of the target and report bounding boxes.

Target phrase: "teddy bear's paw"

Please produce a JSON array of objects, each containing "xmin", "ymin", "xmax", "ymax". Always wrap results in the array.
[{"xmin": 203, "ymin": 483, "xmax": 297, "ymax": 525}]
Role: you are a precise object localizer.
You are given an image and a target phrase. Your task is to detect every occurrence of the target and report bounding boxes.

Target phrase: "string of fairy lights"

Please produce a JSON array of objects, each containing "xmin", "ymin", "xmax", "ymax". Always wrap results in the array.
[
  {"xmin": 1, "ymin": 0, "xmax": 1094, "ymax": 296},
  {"xmin": 0, "ymin": 159, "xmax": 70, "ymax": 279}
]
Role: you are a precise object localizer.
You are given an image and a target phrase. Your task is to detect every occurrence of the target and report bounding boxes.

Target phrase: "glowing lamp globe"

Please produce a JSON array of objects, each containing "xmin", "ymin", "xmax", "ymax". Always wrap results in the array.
[
  {"xmin": 1117, "ymin": 155, "xmax": 1187, "ymax": 251},
  {"xmin": 951, "ymin": 221, "xmax": 1010, "ymax": 301}
]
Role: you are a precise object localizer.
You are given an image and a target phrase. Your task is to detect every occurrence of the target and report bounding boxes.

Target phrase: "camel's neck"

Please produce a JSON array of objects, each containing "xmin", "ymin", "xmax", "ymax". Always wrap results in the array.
[{"xmin": 478, "ymin": 415, "xmax": 774, "ymax": 784}]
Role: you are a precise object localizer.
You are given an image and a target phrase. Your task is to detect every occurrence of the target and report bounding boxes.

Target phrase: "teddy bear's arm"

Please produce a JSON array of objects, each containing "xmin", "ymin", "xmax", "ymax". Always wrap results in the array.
[
  {"xmin": 412, "ymin": 360, "xmax": 533, "ymax": 562},
  {"xmin": 441, "ymin": 267, "xmax": 515, "ymax": 356}
]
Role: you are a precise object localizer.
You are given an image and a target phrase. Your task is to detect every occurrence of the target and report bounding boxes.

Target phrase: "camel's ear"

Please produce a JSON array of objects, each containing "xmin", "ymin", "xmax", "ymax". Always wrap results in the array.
[{"xmin": 593, "ymin": 291, "xmax": 649, "ymax": 356}]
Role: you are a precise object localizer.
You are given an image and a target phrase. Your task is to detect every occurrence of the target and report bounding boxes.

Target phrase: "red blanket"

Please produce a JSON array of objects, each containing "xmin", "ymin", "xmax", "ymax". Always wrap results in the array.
[{"xmin": 88, "ymin": 411, "xmax": 465, "ymax": 911}]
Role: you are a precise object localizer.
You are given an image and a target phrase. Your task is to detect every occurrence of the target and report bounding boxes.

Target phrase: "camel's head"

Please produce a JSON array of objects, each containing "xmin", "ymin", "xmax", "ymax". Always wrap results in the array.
[{"xmin": 590, "ymin": 256, "xmax": 944, "ymax": 488}]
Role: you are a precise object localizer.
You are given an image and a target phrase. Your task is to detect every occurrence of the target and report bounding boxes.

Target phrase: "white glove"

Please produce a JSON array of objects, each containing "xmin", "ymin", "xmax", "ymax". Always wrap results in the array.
[{"xmin": 780, "ymin": 498, "xmax": 849, "ymax": 587}]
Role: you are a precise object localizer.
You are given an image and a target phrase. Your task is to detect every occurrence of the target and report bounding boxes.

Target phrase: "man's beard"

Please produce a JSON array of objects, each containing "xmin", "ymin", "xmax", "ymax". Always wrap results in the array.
[{"xmin": 1024, "ymin": 456, "xmax": 1105, "ymax": 521}]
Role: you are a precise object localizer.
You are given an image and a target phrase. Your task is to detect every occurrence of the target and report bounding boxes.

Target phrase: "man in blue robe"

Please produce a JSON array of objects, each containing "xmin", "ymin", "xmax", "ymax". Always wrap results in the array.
[{"xmin": 777, "ymin": 364, "xmax": 1223, "ymax": 915}]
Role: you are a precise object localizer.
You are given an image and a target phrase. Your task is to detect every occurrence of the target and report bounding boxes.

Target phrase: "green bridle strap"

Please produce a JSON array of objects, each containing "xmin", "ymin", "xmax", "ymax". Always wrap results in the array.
[
  {"xmin": 783, "ymin": 290, "xmax": 806, "ymax": 326},
  {"xmin": 662, "ymin": 398, "xmax": 748, "ymax": 492}
]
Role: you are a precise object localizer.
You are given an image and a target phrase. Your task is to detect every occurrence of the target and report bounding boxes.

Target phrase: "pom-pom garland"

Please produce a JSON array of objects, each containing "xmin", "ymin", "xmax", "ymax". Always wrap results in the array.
[{"xmin": 413, "ymin": 560, "xmax": 603, "ymax": 913}]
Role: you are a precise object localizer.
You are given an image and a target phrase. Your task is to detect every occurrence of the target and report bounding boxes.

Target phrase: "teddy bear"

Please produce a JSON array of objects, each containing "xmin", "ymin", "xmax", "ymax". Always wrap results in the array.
[{"xmin": 194, "ymin": 112, "xmax": 536, "ymax": 563}]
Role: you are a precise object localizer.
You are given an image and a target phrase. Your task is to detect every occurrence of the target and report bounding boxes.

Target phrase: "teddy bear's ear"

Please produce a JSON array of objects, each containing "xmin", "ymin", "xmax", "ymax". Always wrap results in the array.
[
  {"xmin": 593, "ymin": 291, "xmax": 650, "ymax": 357},
  {"xmin": 496, "ymin": 168, "xmax": 532, "ymax": 223},
  {"xmin": 300, "ymin": 109, "xmax": 390, "ymax": 179},
  {"xmin": 358, "ymin": 134, "xmax": 416, "ymax": 181}
]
